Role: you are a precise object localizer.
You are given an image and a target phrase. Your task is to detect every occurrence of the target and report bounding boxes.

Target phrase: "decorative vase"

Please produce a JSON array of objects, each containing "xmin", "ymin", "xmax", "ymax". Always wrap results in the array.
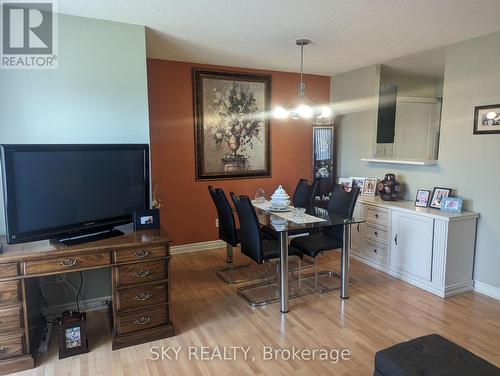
[
  {"xmin": 377, "ymin": 173, "xmax": 401, "ymax": 201},
  {"xmin": 227, "ymin": 135, "xmax": 240, "ymax": 155}
]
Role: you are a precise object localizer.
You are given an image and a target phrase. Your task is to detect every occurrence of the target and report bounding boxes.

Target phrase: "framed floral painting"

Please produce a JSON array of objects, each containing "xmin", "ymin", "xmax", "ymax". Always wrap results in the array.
[{"xmin": 192, "ymin": 69, "xmax": 271, "ymax": 180}]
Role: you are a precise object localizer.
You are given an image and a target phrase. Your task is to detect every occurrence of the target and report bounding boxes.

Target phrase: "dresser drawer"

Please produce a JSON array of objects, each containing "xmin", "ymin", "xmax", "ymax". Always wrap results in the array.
[
  {"xmin": 0, "ymin": 264, "xmax": 19, "ymax": 279},
  {"xmin": 116, "ymin": 305, "xmax": 168, "ymax": 335},
  {"xmin": 365, "ymin": 206, "xmax": 390, "ymax": 226},
  {"xmin": 363, "ymin": 223, "xmax": 390, "ymax": 244},
  {"xmin": 0, "ymin": 332, "xmax": 24, "ymax": 360},
  {"xmin": 116, "ymin": 282, "xmax": 168, "ymax": 312},
  {"xmin": 0, "ymin": 281, "xmax": 20, "ymax": 308},
  {"xmin": 115, "ymin": 260, "xmax": 167, "ymax": 286},
  {"xmin": 362, "ymin": 240, "xmax": 390, "ymax": 264},
  {"xmin": 24, "ymin": 252, "xmax": 110, "ymax": 276},
  {"xmin": 114, "ymin": 246, "xmax": 168, "ymax": 264},
  {"xmin": 0, "ymin": 306, "xmax": 23, "ymax": 334}
]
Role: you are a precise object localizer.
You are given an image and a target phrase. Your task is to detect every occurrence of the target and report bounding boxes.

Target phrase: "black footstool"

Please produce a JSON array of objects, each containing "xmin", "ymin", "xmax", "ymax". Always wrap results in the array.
[{"xmin": 374, "ymin": 334, "xmax": 500, "ymax": 376}]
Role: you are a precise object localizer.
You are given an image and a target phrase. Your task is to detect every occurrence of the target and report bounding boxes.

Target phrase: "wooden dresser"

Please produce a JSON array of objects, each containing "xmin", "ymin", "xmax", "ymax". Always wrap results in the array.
[{"xmin": 0, "ymin": 229, "xmax": 174, "ymax": 375}]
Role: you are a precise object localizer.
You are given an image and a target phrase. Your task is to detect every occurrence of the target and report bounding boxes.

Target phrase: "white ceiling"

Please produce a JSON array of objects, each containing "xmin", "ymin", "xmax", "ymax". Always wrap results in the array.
[{"xmin": 59, "ymin": 0, "xmax": 500, "ymax": 76}]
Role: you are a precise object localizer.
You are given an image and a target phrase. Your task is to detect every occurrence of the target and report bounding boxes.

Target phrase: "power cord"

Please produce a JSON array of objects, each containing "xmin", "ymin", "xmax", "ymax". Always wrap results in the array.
[{"xmin": 76, "ymin": 271, "xmax": 83, "ymax": 312}]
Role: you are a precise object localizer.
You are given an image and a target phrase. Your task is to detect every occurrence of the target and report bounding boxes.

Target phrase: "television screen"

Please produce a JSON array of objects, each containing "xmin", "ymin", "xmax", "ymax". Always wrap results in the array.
[{"xmin": 1, "ymin": 144, "xmax": 150, "ymax": 244}]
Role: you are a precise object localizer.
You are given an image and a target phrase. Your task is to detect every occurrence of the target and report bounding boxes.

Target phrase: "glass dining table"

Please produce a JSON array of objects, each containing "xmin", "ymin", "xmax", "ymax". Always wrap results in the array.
[{"xmin": 253, "ymin": 204, "xmax": 364, "ymax": 313}]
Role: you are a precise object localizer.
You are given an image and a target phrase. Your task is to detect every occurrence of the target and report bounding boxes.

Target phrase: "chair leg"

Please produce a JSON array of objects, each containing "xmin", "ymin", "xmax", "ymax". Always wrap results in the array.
[
  {"xmin": 216, "ymin": 244, "xmax": 268, "ymax": 285},
  {"xmin": 236, "ymin": 256, "xmax": 302, "ymax": 308}
]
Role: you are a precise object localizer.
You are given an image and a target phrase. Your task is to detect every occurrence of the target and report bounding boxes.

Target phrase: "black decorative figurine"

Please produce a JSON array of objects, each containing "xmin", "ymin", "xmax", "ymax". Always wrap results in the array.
[{"xmin": 377, "ymin": 173, "xmax": 401, "ymax": 201}]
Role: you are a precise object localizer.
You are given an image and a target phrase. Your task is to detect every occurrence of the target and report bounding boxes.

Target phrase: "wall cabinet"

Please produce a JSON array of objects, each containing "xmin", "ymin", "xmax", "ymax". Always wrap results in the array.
[{"xmin": 351, "ymin": 197, "xmax": 479, "ymax": 298}]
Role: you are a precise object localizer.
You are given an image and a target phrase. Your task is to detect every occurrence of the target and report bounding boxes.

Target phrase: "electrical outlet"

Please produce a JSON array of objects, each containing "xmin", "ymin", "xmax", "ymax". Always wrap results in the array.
[{"xmin": 215, "ymin": 218, "xmax": 219, "ymax": 228}]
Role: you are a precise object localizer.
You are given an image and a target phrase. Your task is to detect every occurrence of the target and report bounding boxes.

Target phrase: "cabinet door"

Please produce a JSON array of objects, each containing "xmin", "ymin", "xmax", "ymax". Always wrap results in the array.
[
  {"xmin": 392, "ymin": 211, "xmax": 434, "ymax": 281},
  {"xmin": 350, "ymin": 204, "xmax": 363, "ymax": 251}
]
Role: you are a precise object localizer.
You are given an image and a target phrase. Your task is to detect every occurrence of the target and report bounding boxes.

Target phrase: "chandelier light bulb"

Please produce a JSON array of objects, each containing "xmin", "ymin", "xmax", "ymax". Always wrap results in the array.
[
  {"xmin": 273, "ymin": 106, "xmax": 289, "ymax": 119},
  {"xmin": 319, "ymin": 106, "xmax": 332, "ymax": 118},
  {"xmin": 297, "ymin": 104, "xmax": 313, "ymax": 119}
]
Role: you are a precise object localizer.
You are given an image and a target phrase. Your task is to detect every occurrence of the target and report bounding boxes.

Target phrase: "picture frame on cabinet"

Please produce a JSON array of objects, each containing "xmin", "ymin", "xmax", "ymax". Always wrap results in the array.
[
  {"xmin": 430, "ymin": 187, "xmax": 452, "ymax": 209},
  {"xmin": 351, "ymin": 177, "xmax": 365, "ymax": 191},
  {"xmin": 339, "ymin": 177, "xmax": 353, "ymax": 191},
  {"xmin": 361, "ymin": 178, "xmax": 377, "ymax": 196},
  {"xmin": 440, "ymin": 197, "xmax": 463, "ymax": 213},
  {"xmin": 415, "ymin": 189, "xmax": 431, "ymax": 207}
]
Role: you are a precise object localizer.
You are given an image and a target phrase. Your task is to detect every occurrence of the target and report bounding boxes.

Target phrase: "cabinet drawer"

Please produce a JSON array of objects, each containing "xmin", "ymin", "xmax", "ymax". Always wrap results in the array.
[
  {"xmin": 0, "ymin": 332, "xmax": 24, "ymax": 360},
  {"xmin": 0, "ymin": 306, "xmax": 23, "ymax": 334},
  {"xmin": 116, "ymin": 282, "xmax": 168, "ymax": 312},
  {"xmin": 24, "ymin": 252, "xmax": 110, "ymax": 276},
  {"xmin": 365, "ymin": 206, "xmax": 390, "ymax": 226},
  {"xmin": 0, "ymin": 264, "xmax": 19, "ymax": 279},
  {"xmin": 115, "ymin": 260, "xmax": 167, "ymax": 286},
  {"xmin": 114, "ymin": 246, "xmax": 168, "ymax": 264},
  {"xmin": 362, "ymin": 240, "xmax": 390, "ymax": 263},
  {"xmin": 116, "ymin": 305, "xmax": 168, "ymax": 335},
  {"xmin": 0, "ymin": 281, "xmax": 20, "ymax": 308},
  {"xmin": 363, "ymin": 223, "xmax": 390, "ymax": 244}
]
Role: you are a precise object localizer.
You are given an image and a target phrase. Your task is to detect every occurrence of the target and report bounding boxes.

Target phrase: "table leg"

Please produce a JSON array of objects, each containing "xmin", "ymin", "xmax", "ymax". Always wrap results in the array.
[
  {"xmin": 279, "ymin": 231, "xmax": 289, "ymax": 313},
  {"xmin": 341, "ymin": 223, "xmax": 351, "ymax": 299}
]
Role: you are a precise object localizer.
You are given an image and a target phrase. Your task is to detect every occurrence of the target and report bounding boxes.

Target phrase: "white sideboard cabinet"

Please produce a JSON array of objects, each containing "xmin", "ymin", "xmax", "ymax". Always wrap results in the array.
[{"xmin": 350, "ymin": 197, "xmax": 479, "ymax": 298}]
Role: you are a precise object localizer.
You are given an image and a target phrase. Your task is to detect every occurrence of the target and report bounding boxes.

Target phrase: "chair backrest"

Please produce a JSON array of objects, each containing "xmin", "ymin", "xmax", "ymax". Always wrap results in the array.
[
  {"xmin": 327, "ymin": 184, "xmax": 360, "ymax": 216},
  {"xmin": 293, "ymin": 178, "xmax": 318, "ymax": 207},
  {"xmin": 208, "ymin": 186, "xmax": 238, "ymax": 247},
  {"xmin": 230, "ymin": 193, "xmax": 264, "ymax": 264}
]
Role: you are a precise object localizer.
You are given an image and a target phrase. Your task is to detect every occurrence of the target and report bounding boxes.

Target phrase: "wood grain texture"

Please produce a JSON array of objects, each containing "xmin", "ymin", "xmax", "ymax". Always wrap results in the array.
[
  {"xmin": 115, "ymin": 260, "xmax": 167, "ymax": 286},
  {"xmin": 23, "ymin": 252, "xmax": 110, "ymax": 276},
  {"xmin": 0, "ymin": 265, "xmax": 18, "ymax": 279},
  {"xmin": 113, "ymin": 246, "xmax": 168, "ymax": 264},
  {"xmin": 0, "ymin": 306, "xmax": 22, "ymax": 334},
  {"xmin": 0, "ymin": 282, "xmax": 20, "ymax": 308},
  {"xmin": 0, "ymin": 332, "xmax": 24, "ymax": 360},
  {"xmin": 9, "ymin": 248, "xmax": 500, "ymax": 376},
  {"xmin": 116, "ymin": 305, "xmax": 169, "ymax": 335},
  {"xmin": 0, "ymin": 355, "xmax": 33, "ymax": 376}
]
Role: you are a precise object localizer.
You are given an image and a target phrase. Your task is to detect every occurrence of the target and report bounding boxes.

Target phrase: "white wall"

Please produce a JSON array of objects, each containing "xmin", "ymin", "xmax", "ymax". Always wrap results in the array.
[
  {"xmin": 332, "ymin": 30, "xmax": 500, "ymax": 290},
  {"xmin": 0, "ymin": 14, "xmax": 150, "ymax": 304}
]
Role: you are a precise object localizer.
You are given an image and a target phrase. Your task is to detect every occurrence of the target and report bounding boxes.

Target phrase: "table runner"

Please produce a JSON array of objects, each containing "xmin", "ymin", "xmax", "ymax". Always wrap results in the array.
[{"xmin": 252, "ymin": 200, "xmax": 327, "ymax": 224}]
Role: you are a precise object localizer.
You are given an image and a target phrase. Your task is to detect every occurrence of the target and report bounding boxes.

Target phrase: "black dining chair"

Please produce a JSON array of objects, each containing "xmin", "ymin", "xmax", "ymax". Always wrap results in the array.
[
  {"xmin": 208, "ymin": 186, "xmax": 271, "ymax": 285},
  {"xmin": 292, "ymin": 178, "xmax": 318, "ymax": 207},
  {"xmin": 290, "ymin": 184, "xmax": 360, "ymax": 294},
  {"xmin": 231, "ymin": 193, "xmax": 303, "ymax": 307}
]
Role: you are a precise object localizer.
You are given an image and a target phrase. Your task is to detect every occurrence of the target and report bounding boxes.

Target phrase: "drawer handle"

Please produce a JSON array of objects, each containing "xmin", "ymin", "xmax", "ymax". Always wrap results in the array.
[
  {"xmin": 374, "ymin": 249, "xmax": 378, "ymax": 253},
  {"xmin": 374, "ymin": 231, "xmax": 378, "ymax": 236},
  {"xmin": 357, "ymin": 224, "xmax": 360, "ymax": 232},
  {"xmin": 135, "ymin": 250, "xmax": 151, "ymax": 258},
  {"xmin": 59, "ymin": 258, "xmax": 78, "ymax": 267},
  {"xmin": 394, "ymin": 234, "xmax": 398, "ymax": 246},
  {"xmin": 0, "ymin": 346, "xmax": 5, "ymax": 354},
  {"xmin": 134, "ymin": 316, "xmax": 151, "ymax": 325},
  {"xmin": 134, "ymin": 293, "xmax": 152, "ymax": 301},
  {"xmin": 375, "ymin": 214, "xmax": 379, "ymax": 219},
  {"xmin": 134, "ymin": 270, "xmax": 151, "ymax": 278}
]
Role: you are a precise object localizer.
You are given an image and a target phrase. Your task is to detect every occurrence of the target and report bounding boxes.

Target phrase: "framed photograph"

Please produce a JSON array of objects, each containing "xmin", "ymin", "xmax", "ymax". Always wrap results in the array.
[
  {"xmin": 440, "ymin": 197, "xmax": 463, "ymax": 213},
  {"xmin": 58, "ymin": 311, "xmax": 88, "ymax": 359},
  {"xmin": 361, "ymin": 178, "xmax": 377, "ymax": 196},
  {"xmin": 473, "ymin": 104, "xmax": 500, "ymax": 134},
  {"xmin": 338, "ymin": 177, "xmax": 353, "ymax": 191},
  {"xmin": 133, "ymin": 209, "xmax": 160, "ymax": 231},
  {"xmin": 430, "ymin": 187, "xmax": 452, "ymax": 209},
  {"xmin": 415, "ymin": 189, "xmax": 431, "ymax": 207},
  {"xmin": 193, "ymin": 69, "xmax": 271, "ymax": 180},
  {"xmin": 351, "ymin": 177, "xmax": 365, "ymax": 191}
]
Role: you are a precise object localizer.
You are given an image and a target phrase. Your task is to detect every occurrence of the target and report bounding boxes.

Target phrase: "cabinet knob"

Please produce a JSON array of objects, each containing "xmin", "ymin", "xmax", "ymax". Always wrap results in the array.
[
  {"xmin": 374, "ymin": 231, "xmax": 378, "ymax": 236},
  {"xmin": 374, "ymin": 249, "xmax": 377, "ymax": 253},
  {"xmin": 134, "ymin": 250, "xmax": 151, "ymax": 258},
  {"xmin": 134, "ymin": 316, "xmax": 151, "ymax": 325},
  {"xmin": 134, "ymin": 270, "xmax": 151, "ymax": 278},
  {"xmin": 59, "ymin": 258, "xmax": 78, "ymax": 267},
  {"xmin": 134, "ymin": 293, "xmax": 152, "ymax": 301},
  {"xmin": 394, "ymin": 234, "xmax": 398, "ymax": 246},
  {"xmin": 0, "ymin": 346, "xmax": 5, "ymax": 354},
  {"xmin": 375, "ymin": 214, "xmax": 379, "ymax": 219}
]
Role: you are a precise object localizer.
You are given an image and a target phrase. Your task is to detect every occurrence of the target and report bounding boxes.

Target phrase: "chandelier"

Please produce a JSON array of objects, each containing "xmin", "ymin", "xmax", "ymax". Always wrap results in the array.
[{"xmin": 273, "ymin": 39, "xmax": 331, "ymax": 120}]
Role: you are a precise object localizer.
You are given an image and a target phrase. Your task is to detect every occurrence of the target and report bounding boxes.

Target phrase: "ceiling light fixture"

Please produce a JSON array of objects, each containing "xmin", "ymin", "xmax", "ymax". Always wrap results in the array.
[{"xmin": 273, "ymin": 39, "xmax": 332, "ymax": 120}]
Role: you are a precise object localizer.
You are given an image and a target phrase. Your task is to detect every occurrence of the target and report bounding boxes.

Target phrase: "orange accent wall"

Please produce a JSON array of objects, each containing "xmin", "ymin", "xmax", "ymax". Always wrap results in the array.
[{"xmin": 147, "ymin": 59, "xmax": 331, "ymax": 245}]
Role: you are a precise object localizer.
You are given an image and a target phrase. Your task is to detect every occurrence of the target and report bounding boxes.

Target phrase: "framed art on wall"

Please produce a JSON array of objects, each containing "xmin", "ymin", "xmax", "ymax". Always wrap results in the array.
[
  {"xmin": 192, "ymin": 69, "xmax": 271, "ymax": 180},
  {"xmin": 430, "ymin": 187, "xmax": 452, "ymax": 209},
  {"xmin": 473, "ymin": 104, "xmax": 500, "ymax": 134}
]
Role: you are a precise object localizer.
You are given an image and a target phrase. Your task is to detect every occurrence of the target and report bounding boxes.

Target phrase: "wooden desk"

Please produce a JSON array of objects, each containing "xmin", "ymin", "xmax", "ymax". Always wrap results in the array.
[{"xmin": 0, "ymin": 230, "xmax": 175, "ymax": 375}]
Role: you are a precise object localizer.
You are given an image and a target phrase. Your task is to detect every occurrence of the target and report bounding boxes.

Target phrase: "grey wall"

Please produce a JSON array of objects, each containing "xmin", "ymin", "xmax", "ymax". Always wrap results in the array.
[
  {"xmin": 0, "ymin": 14, "xmax": 150, "ymax": 306},
  {"xmin": 332, "ymin": 30, "xmax": 500, "ymax": 290}
]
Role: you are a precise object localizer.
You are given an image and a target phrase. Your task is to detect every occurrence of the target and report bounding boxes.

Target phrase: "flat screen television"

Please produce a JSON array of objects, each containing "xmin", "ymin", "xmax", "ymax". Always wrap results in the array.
[{"xmin": 1, "ymin": 144, "xmax": 150, "ymax": 245}]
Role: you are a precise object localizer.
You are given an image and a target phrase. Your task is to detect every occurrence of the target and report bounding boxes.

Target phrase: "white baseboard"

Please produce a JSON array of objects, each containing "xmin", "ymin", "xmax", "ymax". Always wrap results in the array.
[
  {"xmin": 45, "ymin": 296, "xmax": 111, "ymax": 315},
  {"xmin": 474, "ymin": 281, "xmax": 500, "ymax": 301},
  {"xmin": 170, "ymin": 240, "xmax": 225, "ymax": 254}
]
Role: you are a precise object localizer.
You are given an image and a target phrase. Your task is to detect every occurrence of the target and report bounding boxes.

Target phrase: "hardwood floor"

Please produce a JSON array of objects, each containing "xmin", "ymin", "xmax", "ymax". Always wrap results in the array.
[{"xmin": 13, "ymin": 248, "xmax": 500, "ymax": 376}]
